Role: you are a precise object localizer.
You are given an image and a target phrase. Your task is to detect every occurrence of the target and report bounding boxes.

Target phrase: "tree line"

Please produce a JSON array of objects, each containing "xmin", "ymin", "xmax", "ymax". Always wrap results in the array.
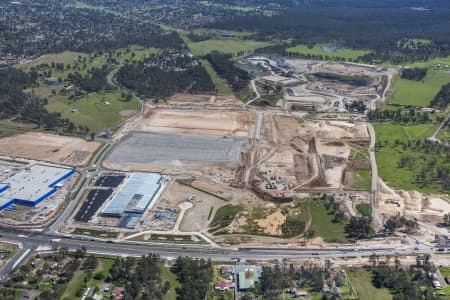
[
  {"xmin": 109, "ymin": 254, "xmax": 171, "ymax": 300},
  {"xmin": 68, "ymin": 65, "xmax": 111, "ymax": 93},
  {"xmin": 371, "ymin": 257, "xmax": 438, "ymax": 300},
  {"xmin": 431, "ymin": 83, "xmax": 450, "ymax": 109},
  {"xmin": 211, "ymin": 0, "xmax": 450, "ymax": 63},
  {"xmin": 116, "ymin": 53, "xmax": 215, "ymax": 99},
  {"xmin": 205, "ymin": 51, "xmax": 251, "ymax": 92},
  {"xmin": 367, "ymin": 109, "xmax": 431, "ymax": 123},
  {"xmin": 401, "ymin": 67, "xmax": 427, "ymax": 81}
]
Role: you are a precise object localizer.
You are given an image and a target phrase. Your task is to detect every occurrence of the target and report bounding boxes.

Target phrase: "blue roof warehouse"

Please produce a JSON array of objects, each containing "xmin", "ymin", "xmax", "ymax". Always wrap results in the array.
[
  {"xmin": 101, "ymin": 172, "xmax": 162, "ymax": 228},
  {"xmin": 0, "ymin": 164, "xmax": 75, "ymax": 210}
]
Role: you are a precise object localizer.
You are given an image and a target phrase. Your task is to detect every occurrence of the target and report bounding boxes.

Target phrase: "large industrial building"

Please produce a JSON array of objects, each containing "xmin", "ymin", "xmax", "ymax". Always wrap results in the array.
[
  {"xmin": 0, "ymin": 164, "xmax": 75, "ymax": 210},
  {"xmin": 101, "ymin": 172, "xmax": 162, "ymax": 228}
]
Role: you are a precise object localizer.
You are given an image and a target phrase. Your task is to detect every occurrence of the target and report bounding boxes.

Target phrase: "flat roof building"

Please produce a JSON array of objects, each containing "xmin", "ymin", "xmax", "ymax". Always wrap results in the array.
[
  {"xmin": 102, "ymin": 172, "xmax": 162, "ymax": 218},
  {"xmin": 0, "ymin": 164, "xmax": 74, "ymax": 210},
  {"xmin": 238, "ymin": 269, "xmax": 259, "ymax": 291}
]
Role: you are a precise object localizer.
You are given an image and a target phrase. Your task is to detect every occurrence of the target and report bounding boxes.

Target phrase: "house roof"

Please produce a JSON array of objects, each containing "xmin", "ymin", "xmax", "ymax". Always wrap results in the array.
[
  {"xmin": 221, "ymin": 266, "xmax": 233, "ymax": 273},
  {"xmin": 215, "ymin": 281, "xmax": 235, "ymax": 289},
  {"xmin": 238, "ymin": 269, "xmax": 258, "ymax": 290}
]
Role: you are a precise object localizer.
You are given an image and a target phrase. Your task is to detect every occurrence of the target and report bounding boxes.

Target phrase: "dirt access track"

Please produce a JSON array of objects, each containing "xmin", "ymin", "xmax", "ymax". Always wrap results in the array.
[{"xmin": 0, "ymin": 132, "xmax": 101, "ymax": 166}]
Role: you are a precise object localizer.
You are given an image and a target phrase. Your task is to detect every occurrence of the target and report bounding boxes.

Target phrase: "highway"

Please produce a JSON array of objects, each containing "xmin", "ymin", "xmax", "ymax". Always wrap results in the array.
[
  {"xmin": 0, "ymin": 220, "xmax": 440, "ymax": 281},
  {"xmin": 0, "ymin": 230, "xmax": 437, "ymax": 266}
]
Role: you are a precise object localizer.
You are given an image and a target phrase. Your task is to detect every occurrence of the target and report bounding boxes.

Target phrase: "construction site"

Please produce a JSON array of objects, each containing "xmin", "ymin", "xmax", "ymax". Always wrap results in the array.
[
  {"xmin": 73, "ymin": 92, "xmax": 375, "ymax": 243},
  {"xmin": 104, "ymin": 104, "xmax": 255, "ymax": 175},
  {"xmin": 240, "ymin": 56, "xmax": 396, "ymax": 112},
  {"xmin": 251, "ymin": 116, "xmax": 370, "ymax": 197}
]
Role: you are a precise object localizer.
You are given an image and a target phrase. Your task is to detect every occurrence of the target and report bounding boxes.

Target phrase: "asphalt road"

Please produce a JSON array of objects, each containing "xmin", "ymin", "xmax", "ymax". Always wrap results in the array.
[{"xmin": 0, "ymin": 227, "xmax": 439, "ymax": 283}]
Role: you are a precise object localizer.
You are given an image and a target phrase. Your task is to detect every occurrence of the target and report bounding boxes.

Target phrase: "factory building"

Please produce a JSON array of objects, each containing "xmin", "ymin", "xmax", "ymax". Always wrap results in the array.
[{"xmin": 0, "ymin": 164, "xmax": 75, "ymax": 210}]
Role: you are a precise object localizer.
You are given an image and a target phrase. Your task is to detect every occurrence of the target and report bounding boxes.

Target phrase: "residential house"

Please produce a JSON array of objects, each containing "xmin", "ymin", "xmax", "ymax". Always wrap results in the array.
[{"xmin": 214, "ymin": 281, "xmax": 235, "ymax": 291}]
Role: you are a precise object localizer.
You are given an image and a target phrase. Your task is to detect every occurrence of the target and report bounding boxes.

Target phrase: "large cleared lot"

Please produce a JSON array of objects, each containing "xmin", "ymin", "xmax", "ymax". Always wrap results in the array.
[
  {"xmin": 0, "ymin": 132, "xmax": 101, "ymax": 166},
  {"xmin": 107, "ymin": 131, "xmax": 247, "ymax": 166}
]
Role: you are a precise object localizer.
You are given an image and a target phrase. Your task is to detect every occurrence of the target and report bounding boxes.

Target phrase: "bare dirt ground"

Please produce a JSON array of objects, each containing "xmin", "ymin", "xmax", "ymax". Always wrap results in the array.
[
  {"xmin": 166, "ymin": 93, "xmax": 243, "ymax": 107},
  {"xmin": 166, "ymin": 181, "xmax": 263, "ymax": 232},
  {"xmin": 310, "ymin": 62, "xmax": 378, "ymax": 76},
  {"xmin": 135, "ymin": 109, "xmax": 253, "ymax": 137},
  {"xmin": 378, "ymin": 179, "xmax": 450, "ymax": 218},
  {"xmin": 113, "ymin": 106, "xmax": 254, "ymax": 141},
  {"xmin": 377, "ymin": 178, "xmax": 450, "ymax": 244},
  {"xmin": 0, "ymin": 132, "xmax": 101, "ymax": 166},
  {"xmin": 254, "ymin": 210, "xmax": 286, "ymax": 235}
]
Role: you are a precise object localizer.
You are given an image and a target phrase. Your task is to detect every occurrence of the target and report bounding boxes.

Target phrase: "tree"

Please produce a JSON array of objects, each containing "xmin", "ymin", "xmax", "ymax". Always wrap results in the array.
[
  {"xmin": 345, "ymin": 217, "xmax": 374, "ymax": 239},
  {"xmin": 171, "ymin": 257, "xmax": 213, "ymax": 300},
  {"xmin": 305, "ymin": 229, "xmax": 315, "ymax": 244},
  {"xmin": 257, "ymin": 265, "xmax": 286, "ymax": 300}
]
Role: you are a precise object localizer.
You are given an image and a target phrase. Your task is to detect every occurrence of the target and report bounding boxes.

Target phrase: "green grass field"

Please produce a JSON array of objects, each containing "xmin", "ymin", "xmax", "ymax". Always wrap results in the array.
[
  {"xmin": 16, "ymin": 51, "xmax": 87, "ymax": 79},
  {"xmin": 440, "ymin": 267, "xmax": 450, "ymax": 295},
  {"xmin": 198, "ymin": 1, "xmax": 274, "ymax": 15},
  {"xmin": 68, "ymin": 1, "xmax": 120, "ymax": 15},
  {"xmin": 14, "ymin": 47, "xmax": 157, "ymax": 134},
  {"xmin": 191, "ymin": 28, "xmax": 253, "ymax": 38},
  {"xmin": 209, "ymin": 205, "xmax": 242, "ymax": 232},
  {"xmin": 389, "ymin": 57, "xmax": 450, "ymax": 107},
  {"xmin": 286, "ymin": 44, "xmax": 371, "ymax": 60},
  {"xmin": 374, "ymin": 122, "xmax": 450, "ymax": 193},
  {"xmin": 184, "ymin": 36, "xmax": 274, "ymax": 56},
  {"xmin": 301, "ymin": 198, "xmax": 349, "ymax": 243},
  {"xmin": 200, "ymin": 59, "xmax": 233, "ymax": 94},
  {"xmin": 46, "ymin": 91, "xmax": 140, "ymax": 133},
  {"xmin": 346, "ymin": 268, "xmax": 392, "ymax": 300},
  {"xmin": 353, "ymin": 170, "xmax": 371, "ymax": 191},
  {"xmin": 162, "ymin": 267, "xmax": 180, "ymax": 300},
  {"xmin": 437, "ymin": 123, "xmax": 450, "ymax": 144},
  {"xmin": 356, "ymin": 203, "xmax": 372, "ymax": 217},
  {"xmin": 61, "ymin": 258, "xmax": 115, "ymax": 299},
  {"xmin": 0, "ymin": 125, "xmax": 27, "ymax": 138}
]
